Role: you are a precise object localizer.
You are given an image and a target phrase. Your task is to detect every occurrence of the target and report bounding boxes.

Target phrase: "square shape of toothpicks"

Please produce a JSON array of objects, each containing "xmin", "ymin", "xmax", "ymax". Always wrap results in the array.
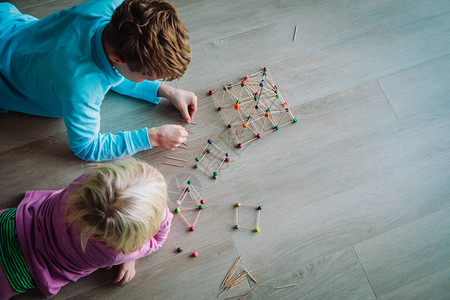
[{"xmin": 233, "ymin": 202, "xmax": 262, "ymax": 233}]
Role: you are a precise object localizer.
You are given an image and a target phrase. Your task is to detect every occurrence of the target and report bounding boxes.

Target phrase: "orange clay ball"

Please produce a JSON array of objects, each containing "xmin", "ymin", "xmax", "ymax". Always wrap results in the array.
[
  {"xmin": 243, "ymin": 123, "xmax": 247, "ymax": 128},
  {"xmin": 235, "ymin": 202, "xmax": 241, "ymax": 207},
  {"xmin": 234, "ymin": 104, "xmax": 239, "ymax": 110},
  {"xmin": 265, "ymin": 112, "xmax": 269, "ymax": 117}
]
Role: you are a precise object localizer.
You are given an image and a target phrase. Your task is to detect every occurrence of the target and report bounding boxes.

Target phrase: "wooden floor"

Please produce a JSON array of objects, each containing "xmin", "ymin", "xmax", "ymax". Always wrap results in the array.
[{"xmin": 1, "ymin": 0, "xmax": 450, "ymax": 299}]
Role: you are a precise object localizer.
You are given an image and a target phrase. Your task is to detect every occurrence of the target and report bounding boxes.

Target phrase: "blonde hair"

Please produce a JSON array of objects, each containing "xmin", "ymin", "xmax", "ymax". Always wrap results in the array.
[
  {"xmin": 104, "ymin": 0, "xmax": 191, "ymax": 81},
  {"xmin": 65, "ymin": 158, "xmax": 167, "ymax": 254}
]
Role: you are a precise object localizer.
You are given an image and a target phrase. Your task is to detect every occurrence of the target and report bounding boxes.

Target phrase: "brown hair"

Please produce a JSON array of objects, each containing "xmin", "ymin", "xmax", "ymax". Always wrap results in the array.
[{"xmin": 104, "ymin": 0, "xmax": 190, "ymax": 81}]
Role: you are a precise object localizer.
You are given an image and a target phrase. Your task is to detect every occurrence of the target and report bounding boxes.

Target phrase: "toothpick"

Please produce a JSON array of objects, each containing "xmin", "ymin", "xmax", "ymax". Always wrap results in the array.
[
  {"xmin": 162, "ymin": 162, "xmax": 184, "ymax": 168},
  {"xmin": 293, "ymin": 25, "xmax": 298, "ymax": 42},
  {"xmin": 240, "ymin": 287, "xmax": 257, "ymax": 300},
  {"xmin": 165, "ymin": 156, "xmax": 187, "ymax": 162},
  {"xmin": 242, "ymin": 266, "xmax": 258, "ymax": 284},
  {"xmin": 275, "ymin": 284, "xmax": 297, "ymax": 289},
  {"xmin": 222, "ymin": 256, "xmax": 241, "ymax": 288}
]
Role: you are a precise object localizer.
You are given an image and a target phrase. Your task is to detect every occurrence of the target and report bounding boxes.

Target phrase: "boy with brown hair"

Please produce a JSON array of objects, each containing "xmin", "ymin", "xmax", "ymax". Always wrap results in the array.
[{"xmin": 0, "ymin": 0, "xmax": 196, "ymax": 161}]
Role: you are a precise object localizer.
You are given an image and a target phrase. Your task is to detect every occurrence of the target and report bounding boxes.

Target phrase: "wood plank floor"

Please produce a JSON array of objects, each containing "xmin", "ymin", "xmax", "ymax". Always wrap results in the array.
[{"xmin": 1, "ymin": 0, "xmax": 449, "ymax": 299}]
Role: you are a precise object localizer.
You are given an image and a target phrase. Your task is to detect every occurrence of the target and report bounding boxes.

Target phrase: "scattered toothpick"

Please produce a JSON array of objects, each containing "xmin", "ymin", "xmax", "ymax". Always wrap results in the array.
[
  {"xmin": 275, "ymin": 283, "xmax": 297, "ymax": 289},
  {"xmin": 165, "ymin": 156, "xmax": 187, "ymax": 162},
  {"xmin": 293, "ymin": 25, "xmax": 298, "ymax": 42},
  {"xmin": 219, "ymin": 256, "xmax": 258, "ymax": 298}
]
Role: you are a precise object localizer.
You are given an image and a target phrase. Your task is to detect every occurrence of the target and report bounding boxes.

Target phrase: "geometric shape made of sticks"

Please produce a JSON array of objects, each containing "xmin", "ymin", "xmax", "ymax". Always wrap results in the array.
[
  {"xmin": 233, "ymin": 202, "xmax": 262, "ymax": 232},
  {"xmin": 209, "ymin": 67, "xmax": 298, "ymax": 148},
  {"xmin": 194, "ymin": 139, "xmax": 230, "ymax": 179},
  {"xmin": 173, "ymin": 180, "xmax": 205, "ymax": 232}
]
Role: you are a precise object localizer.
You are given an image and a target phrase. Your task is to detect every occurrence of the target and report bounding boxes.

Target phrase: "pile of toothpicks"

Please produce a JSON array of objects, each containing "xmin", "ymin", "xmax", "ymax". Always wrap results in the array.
[{"xmin": 219, "ymin": 256, "xmax": 258, "ymax": 299}]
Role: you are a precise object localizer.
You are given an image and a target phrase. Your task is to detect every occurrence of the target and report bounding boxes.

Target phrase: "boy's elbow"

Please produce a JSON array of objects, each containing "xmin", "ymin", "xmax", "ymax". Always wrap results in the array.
[{"xmin": 70, "ymin": 140, "xmax": 105, "ymax": 162}]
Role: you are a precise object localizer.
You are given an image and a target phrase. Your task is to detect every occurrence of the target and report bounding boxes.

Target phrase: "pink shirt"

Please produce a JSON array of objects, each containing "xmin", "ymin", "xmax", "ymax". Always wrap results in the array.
[{"xmin": 14, "ymin": 176, "xmax": 173, "ymax": 297}]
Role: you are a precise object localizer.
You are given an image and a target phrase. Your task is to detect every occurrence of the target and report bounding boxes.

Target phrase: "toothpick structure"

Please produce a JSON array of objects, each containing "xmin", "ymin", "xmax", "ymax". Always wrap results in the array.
[
  {"xmin": 173, "ymin": 179, "xmax": 206, "ymax": 232},
  {"xmin": 194, "ymin": 139, "xmax": 231, "ymax": 179},
  {"xmin": 209, "ymin": 67, "xmax": 298, "ymax": 149},
  {"xmin": 234, "ymin": 202, "xmax": 262, "ymax": 233}
]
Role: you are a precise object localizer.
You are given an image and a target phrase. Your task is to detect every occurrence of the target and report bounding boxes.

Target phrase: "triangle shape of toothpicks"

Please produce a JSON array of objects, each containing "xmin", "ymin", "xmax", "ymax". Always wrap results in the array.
[
  {"xmin": 194, "ymin": 138, "xmax": 231, "ymax": 180},
  {"xmin": 173, "ymin": 179, "xmax": 205, "ymax": 232},
  {"xmin": 233, "ymin": 202, "xmax": 262, "ymax": 233},
  {"xmin": 208, "ymin": 67, "xmax": 298, "ymax": 149}
]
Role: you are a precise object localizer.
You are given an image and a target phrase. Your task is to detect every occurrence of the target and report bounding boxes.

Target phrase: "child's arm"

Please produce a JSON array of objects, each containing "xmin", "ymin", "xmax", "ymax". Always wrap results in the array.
[
  {"xmin": 157, "ymin": 84, "xmax": 197, "ymax": 124},
  {"xmin": 113, "ymin": 208, "xmax": 173, "ymax": 264},
  {"xmin": 111, "ymin": 78, "xmax": 162, "ymax": 104},
  {"xmin": 112, "ymin": 78, "xmax": 198, "ymax": 124}
]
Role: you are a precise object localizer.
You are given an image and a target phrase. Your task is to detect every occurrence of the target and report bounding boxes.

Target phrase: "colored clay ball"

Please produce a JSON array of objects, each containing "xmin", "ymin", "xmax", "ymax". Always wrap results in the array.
[
  {"xmin": 187, "ymin": 180, "xmax": 191, "ymax": 184},
  {"xmin": 207, "ymin": 139, "xmax": 213, "ymax": 144},
  {"xmin": 225, "ymin": 158, "xmax": 230, "ymax": 163},
  {"xmin": 274, "ymin": 126, "xmax": 279, "ymax": 131},
  {"xmin": 195, "ymin": 157, "xmax": 200, "ymax": 162},
  {"xmin": 257, "ymin": 206, "xmax": 262, "ymax": 210},
  {"xmin": 194, "ymin": 164, "xmax": 199, "ymax": 169},
  {"xmin": 262, "ymin": 79, "xmax": 265, "ymax": 82},
  {"xmin": 237, "ymin": 143, "xmax": 242, "ymax": 148},
  {"xmin": 276, "ymin": 94, "xmax": 280, "ymax": 98},
  {"xmin": 265, "ymin": 112, "xmax": 269, "ymax": 117},
  {"xmin": 254, "ymin": 227, "xmax": 260, "ymax": 232},
  {"xmin": 206, "ymin": 148, "xmax": 211, "ymax": 153},
  {"xmin": 213, "ymin": 171, "xmax": 218, "ymax": 176},
  {"xmin": 254, "ymin": 96, "xmax": 258, "ymax": 101},
  {"xmin": 241, "ymin": 82, "xmax": 245, "ymax": 87},
  {"xmin": 213, "ymin": 175, "xmax": 218, "ymax": 180},
  {"xmin": 189, "ymin": 227, "xmax": 195, "ymax": 231},
  {"xmin": 263, "ymin": 72, "xmax": 267, "ymax": 76},
  {"xmin": 256, "ymin": 133, "xmax": 262, "ymax": 139},
  {"xmin": 176, "ymin": 247, "xmax": 183, "ymax": 253},
  {"xmin": 286, "ymin": 108, "xmax": 289, "ymax": 112},
  {"xmin": 198, "ymin": 205, "xmax": 204, "ymax": 210},
  {"xmin": 223, "ymin": 86, "xmax": 227, "ymax": 90},
  {"xmin": 226, "ymin": 152, "xmax": 230, "ymax": 157},
  {"xmin": 200, "ymin": 200, "xmax": 205, "ymax": 204},
  {"xmin": 234, "ymin": 225, "xmax": 239, "ymax": 229},
  {"xmin": 235, "ymin": 202, "xmax": 241, "ymax": 207},
  {"xmin": 259, "ymin": 83, "xmax": 264, "ymax": 87},
  {"xmin": 234, "ymin": 104, "xmax": 240, "ymax": 110},
  {"xmin": 293, "ymin": 118, "xmax": 298, "ymax": 123},
  {"xmin": 227, "ymin": 124, "xmax": 232, "ymax": 128},
  {"xmin": 284, "ymin": 102, "xmax": 288, "ymax": 106},
  {"xmin": 266, "ymin": 108, "xmax": 271, "ymax": 112},
  {"xmin": 186, "ymin": 188, "xmax": 190, "ymax": 192},
  {"xmin": 192, "ymin": 251, "xmax": 199, "ymax": 257},
  {"xmin": 209, "ymin": 90, "xmax": 214, "ymax": 95},
  {"xmin": 217, "ymin": 107, "xmax": 222, "ymax": 111},
  {"xmin": 255, "ymin": 92, "xmax": 259, "ymax": 96},
  {"xmin": 243, "ymin": 123, "xmax": 247, "ymax": 128},
  {"xmin": 255, "ymin": 105, "xmax": 259, "ymax": 109},
  {"xmin": 174, "ymin": 208, "xmax": 180, "ymax": 213},
  {"xmin": 245, "ymin": 76, "xmax": 249, "ymax": 80}
]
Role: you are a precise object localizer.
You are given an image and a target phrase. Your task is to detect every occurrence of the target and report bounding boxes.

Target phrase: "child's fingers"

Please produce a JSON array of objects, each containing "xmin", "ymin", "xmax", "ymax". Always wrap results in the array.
[
  {"xmin": 113, "ymin": 269, "xmax": 126, "ymax": 283},
  {"xmin": 106, "ymin": 265, "xmax": 113, "ymax": 270}
]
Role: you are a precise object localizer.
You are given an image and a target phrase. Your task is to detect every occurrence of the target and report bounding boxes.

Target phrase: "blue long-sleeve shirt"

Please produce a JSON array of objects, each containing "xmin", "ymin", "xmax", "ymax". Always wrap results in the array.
[{"xmin": 0, "ymin": 0, "xmax": 162, "ymax": 161}]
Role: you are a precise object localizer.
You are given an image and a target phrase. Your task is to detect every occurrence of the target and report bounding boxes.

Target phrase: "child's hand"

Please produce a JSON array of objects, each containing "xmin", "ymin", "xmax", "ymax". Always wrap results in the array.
[
  {"xmin": 148, "ymin": 125, "xmax": 188, "ymax": 150},
  {"xmin": 112, "ymin": 260, "xmax": 136, "ymax": 285},
  {"xmin": 158, "ymin": 85, "xmax": 197, "ymax": 123}
]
